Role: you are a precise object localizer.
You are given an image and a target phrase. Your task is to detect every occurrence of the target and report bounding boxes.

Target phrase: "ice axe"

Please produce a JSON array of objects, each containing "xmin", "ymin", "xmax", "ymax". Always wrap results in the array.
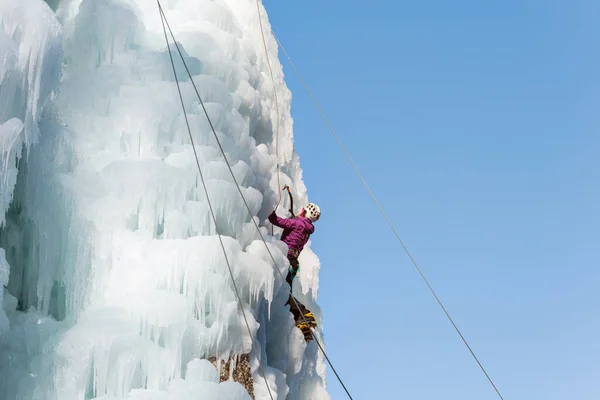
[
  {"xmin": 273, "ymin": 185, "xmax": 294, "ymax": 214},
  {"xmin": 282, "ymin": 185, "xmax": 295, "ymax": 217},
  {"xmin": 271, "ymin": 185, "xmax": 295, "ymax": 234}
]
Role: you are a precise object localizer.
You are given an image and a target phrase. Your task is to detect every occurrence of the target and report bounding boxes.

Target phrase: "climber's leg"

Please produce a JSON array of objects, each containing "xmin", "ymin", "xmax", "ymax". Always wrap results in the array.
[{"xmin": 286, "ymin": 256, "xmax": 299, "ymax": 287}]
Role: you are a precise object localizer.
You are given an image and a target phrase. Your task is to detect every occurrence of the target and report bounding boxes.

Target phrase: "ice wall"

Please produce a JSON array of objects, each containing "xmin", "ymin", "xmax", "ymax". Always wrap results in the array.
[{"xmin": 0, "ymin": 0, "xmax": 329, "ymax": 399}]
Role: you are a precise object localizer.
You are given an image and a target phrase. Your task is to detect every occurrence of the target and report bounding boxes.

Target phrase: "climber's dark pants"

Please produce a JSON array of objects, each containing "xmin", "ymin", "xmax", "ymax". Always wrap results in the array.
[{"xmin": 286, "ymin": 256, "xmax": 299, "ymax": 287}]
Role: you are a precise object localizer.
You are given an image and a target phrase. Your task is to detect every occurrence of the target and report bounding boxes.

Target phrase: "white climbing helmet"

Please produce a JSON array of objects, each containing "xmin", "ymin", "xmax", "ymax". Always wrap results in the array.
[{"xmin": 303, "ymin": 203, "xmax": 321, "ymax": 222}]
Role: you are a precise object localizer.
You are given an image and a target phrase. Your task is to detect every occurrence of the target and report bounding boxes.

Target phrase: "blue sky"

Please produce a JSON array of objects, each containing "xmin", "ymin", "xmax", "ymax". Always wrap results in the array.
[{"xmin": 264, "ymin": 1, "xmax": 599, "ymax": 399}]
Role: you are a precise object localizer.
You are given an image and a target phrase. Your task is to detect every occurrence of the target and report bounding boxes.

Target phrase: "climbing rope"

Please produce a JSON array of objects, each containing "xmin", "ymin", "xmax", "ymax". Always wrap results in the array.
[
  {"xmin": 157, "ymin": 3, "xmax": 275, "ymax": 400},
  {"xmin": 255, "ymin": 0, "xmax": 282, "ymax": 207},
  {"xmin": 157, "ymin": 4, "xmax": 355, "ymax": 399},
  {"xmin": 271, "ymin": 31, "xmax": 506, "ymax": 400}
]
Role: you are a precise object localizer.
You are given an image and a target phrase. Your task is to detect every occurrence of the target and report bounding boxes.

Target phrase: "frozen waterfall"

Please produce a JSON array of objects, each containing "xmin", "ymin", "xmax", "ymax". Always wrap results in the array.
[{"xmin": 0, "ymin": 0, "xmax": 328, "ymax": 399}]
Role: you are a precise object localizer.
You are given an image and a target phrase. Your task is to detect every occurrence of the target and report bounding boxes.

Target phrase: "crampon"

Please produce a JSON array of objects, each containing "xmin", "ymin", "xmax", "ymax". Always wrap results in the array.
[{"xmin": 287, "ymin": 295, "xmax": 317, "ymax": 342}]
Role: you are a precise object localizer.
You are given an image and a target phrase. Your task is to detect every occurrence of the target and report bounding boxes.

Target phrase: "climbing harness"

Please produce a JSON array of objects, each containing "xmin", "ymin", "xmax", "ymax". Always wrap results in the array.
[
  {"xmin": 156, "ymin": 3, "xmax": 353, "ymax": 400},
  {"xmin": 271, "ymin": 30, "xmax": 505, "ymax": 400}
]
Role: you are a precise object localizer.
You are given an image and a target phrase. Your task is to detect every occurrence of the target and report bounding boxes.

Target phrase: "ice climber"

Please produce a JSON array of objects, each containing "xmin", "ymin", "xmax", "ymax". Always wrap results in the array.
[{"xmin": 268, "ymin": 203, "xmax": 321, "ymax": 288}]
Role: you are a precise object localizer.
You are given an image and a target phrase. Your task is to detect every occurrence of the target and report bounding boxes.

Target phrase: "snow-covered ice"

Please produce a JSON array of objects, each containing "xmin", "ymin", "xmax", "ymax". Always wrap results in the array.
[{"xmin": 0, "ymin": 0, "xmax": 329, "ymax": 399}]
